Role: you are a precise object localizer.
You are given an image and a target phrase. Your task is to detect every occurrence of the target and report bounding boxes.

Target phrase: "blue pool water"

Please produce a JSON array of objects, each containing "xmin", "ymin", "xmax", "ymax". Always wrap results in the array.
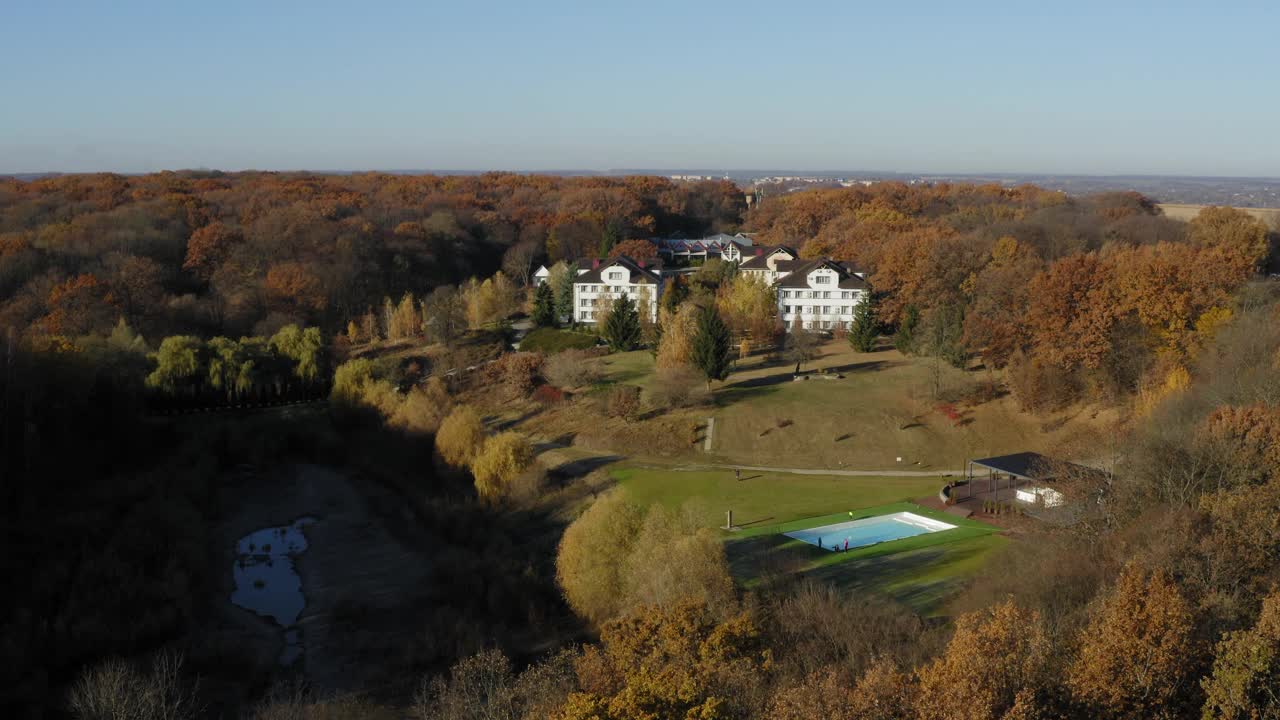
[{"xmin": 785, "ymin": 512, "xmax": 955, "ymax": 551}]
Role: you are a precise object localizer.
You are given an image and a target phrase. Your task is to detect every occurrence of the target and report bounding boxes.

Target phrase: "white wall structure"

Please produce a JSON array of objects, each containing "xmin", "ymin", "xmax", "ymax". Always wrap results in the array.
[
  {"xmin": 774, "ymin": 258, "xmax": 870, "ymax": 331},
  {"xmin": 571, "ymin": 257, "xmax": 661, "ymax": 324}
]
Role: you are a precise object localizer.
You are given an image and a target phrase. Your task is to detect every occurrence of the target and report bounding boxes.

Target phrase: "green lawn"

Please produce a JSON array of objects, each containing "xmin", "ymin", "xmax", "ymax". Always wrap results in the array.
[
  {"xmin": 596, "ymin": 350, "xmax": 658, "ymax": 391},
  {"xmin": 612, "ymin": 466, "xmax": 943, "ymax": 530},
  {"xmin": 613, "ymin": 465, "xmax": 1004, "ymax": 614}
]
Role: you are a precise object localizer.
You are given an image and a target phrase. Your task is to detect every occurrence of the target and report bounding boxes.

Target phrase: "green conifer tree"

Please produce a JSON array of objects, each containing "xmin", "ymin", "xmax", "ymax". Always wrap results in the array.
[
  {"xmin": 895, "ymin": 304, "xmax": 920, "ymax": 355},
  {"xmin": 532, "ymin": 282, "xmax": 556, "ymax": 327},
  {"xmin": 691, "ymin": 306, "xmax": 732, "ymax": 388},
  {"xmin": 848, "ymin": 292, "xmax": 880, "ymax": 352},
  {"xmin": 554, "ymin": 262, "xmax": 578, "ymax": 325},
  {"xmin": 602, "ymin": 295, "xmax": 641, "ymax": 352}
]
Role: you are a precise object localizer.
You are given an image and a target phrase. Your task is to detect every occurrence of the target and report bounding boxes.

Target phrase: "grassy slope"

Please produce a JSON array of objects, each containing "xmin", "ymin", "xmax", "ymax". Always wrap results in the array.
[
  {"xmin": 614, "ymin": 465, "xmax": 1004, "ymax": 614},
  {"xmin": 596, "ymin": 341, "xmax": 1116, "ymax": 471}
]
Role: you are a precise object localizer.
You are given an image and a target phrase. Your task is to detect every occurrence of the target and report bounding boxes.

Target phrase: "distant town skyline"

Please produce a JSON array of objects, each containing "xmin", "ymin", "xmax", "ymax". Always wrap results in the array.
[{"xmin": 4, "ymin": 1, "xmax": 1280, "ymax": 176}]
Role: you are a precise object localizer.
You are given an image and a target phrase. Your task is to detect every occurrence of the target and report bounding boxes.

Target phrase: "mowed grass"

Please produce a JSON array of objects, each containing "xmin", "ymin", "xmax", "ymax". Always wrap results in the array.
[
  {"xmin": 613, "ymin": 465, "xmax": 1004, "ymax": 614},
  {"xmin": 612, "ymin": 466, "xmax": 942, "ymax": 530}
]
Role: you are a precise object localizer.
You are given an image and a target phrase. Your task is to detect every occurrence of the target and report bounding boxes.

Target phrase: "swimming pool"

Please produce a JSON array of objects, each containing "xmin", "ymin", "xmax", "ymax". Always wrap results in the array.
[{"xmin": 784, "ymin": 511, "xmax": 955, "ymax": 551}]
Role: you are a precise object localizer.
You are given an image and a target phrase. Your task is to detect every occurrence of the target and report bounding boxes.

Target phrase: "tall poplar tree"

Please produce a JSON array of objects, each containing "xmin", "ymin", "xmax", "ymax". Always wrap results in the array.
[{"xmin": 691, "ymin": 306, "xmax": 731, "ymax": 388}]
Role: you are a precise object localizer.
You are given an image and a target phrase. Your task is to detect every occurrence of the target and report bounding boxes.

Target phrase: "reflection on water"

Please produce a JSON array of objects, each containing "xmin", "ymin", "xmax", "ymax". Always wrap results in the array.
[{"xmin": 231, "ymin": 517, "xmax": 316, "ymax": 665}]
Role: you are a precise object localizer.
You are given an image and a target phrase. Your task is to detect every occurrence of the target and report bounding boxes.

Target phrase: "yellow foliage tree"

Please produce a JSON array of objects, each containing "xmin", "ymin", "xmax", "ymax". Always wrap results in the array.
[
  {"xmin": 435, "ymin": 404, "xmax": 486, "ymax": 468},
  {"xmin": 915, "ymin": 599, "xmax": 1049, "ymax": 720},
  {"xmin": 1067, "ymin": 563, "xmax": 1196, "ymax": 717},
  {"xmin": 1202, "ymin": 589, "xmax": 1280, "ymax": 719},
  {"xmin": 469, "ymin": 431, "xmax": 534, "ymax": 500},
  {"xmin": 557, "ymin": 601, "xmax": 772, "ymax": 720},
  {"xmin": 556, "ymin": 491, "xmax": 645, "ymax": 624},
  {"xmin": 655, "ymin": 304, "xmax": 698, "ymax": 369},
  {"xmin": 717, "ymin": 273, "xmax": 778, "ymax": 341},
  {"xmin": 1135, "ymin": 363, "xmax": 1192, "ymax": 417},
  {"xmin": 620, "ymin": 504, "xmax": 735, "ymax": 615}
]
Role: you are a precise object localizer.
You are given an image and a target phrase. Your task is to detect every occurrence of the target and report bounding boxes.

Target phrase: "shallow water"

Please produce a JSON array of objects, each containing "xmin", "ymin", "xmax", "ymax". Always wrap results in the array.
[{"xmin": 231, "ymin": 517, "xmax": 316, "ymax": 665}]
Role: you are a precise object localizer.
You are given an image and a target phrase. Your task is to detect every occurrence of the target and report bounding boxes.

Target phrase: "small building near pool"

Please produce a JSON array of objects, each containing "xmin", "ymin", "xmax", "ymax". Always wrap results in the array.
[{"xmin": 958, "ymin": 451, "xmax": 1099, "ymax": 509}]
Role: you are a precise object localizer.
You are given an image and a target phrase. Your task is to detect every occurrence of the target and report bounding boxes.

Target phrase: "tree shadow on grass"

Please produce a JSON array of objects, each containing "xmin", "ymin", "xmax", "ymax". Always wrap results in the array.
[
  {"xmin": 821, "ymin": 359, "xmax": 895, "ymax": 375},
  {"xmin": 727, "ymin": 535, "xmax": 997, "ymax": 613}
]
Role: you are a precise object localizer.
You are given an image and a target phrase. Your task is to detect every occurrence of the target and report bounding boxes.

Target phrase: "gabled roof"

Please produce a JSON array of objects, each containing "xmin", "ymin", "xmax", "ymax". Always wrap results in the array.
[
  {"xmin": 774, "ymin": 258, "xmax": 871, "ymax": 289},
  {"xmin": 737, "ymin": 245, "xmax": 799, "ymax": 268},
  {"xmin": 574, "ymin": 255, "xmax": 663, "ymax": 285}
]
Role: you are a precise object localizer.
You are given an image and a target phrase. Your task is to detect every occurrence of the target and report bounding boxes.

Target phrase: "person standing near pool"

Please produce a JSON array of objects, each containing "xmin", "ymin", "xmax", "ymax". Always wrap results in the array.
[{"xmin": 844, "ymin": 538, "xmax": 849, "ymax": 552}]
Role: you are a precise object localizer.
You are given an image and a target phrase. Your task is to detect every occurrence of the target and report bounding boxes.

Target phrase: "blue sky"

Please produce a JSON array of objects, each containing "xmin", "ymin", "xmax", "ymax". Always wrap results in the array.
[{"xmin": 3, "ymin": 0, "xmax": 1278, "ymax": 175}]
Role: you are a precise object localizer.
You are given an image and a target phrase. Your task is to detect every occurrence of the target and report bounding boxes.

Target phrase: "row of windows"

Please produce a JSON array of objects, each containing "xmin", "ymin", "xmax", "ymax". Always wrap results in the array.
[
  {"xmin": 796, "ymin": 320, "xmax": 852, "ymax": 330},
  {"xmin": 580, "ymin": 284, "xmax": 645, "ymax": 294},
  {"xmin": 782, "ymin": 305, "xmax": 855, "ymax": 315},
  {"xmin": 579, "ymin": 310, "xmax": 598, "ymax": 320},
  {"xmin": 781, "ymin": 290, "xmax": 857, "ymax": 300}
]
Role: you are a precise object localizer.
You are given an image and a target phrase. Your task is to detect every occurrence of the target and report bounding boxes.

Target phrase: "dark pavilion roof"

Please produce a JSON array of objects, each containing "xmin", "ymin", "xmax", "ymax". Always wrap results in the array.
[{"xmin": 968, "ymin": 452, "xmax": 1101, "ymax": 481}]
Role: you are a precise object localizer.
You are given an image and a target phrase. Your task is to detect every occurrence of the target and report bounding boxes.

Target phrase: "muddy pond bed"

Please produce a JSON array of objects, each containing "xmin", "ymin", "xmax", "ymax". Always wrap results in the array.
[{"xmin": 231, "ymin": 517, "xmax": 316, "ymax": 666}]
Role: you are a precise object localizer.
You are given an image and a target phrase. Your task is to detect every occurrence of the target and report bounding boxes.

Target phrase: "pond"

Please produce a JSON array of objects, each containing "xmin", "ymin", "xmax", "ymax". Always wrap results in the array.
[{"xmin": 231, "ymin": 517, "xmax": 316, "ymax": 666}]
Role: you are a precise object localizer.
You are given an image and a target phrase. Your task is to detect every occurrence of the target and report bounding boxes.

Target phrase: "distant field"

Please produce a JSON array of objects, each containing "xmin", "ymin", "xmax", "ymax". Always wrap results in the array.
[{"xmin": 1158, "ymin": 203, "xmax": 1280, "ymax": 228}]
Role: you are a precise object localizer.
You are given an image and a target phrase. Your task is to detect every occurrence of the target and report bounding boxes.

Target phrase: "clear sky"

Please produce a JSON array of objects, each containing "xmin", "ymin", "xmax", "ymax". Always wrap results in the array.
[{"xmin": 3, "ymin": 0, "xmax": 1278, "ymax": 176}]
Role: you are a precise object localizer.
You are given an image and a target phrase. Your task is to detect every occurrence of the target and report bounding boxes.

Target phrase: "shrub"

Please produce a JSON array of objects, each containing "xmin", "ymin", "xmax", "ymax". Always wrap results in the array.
[
  {"xmin": 606, "ymin": 385, "xmax": 641, "ymax": 420},
  {"xmin": 68, "ymin": 651, "xmax": 201, "ymax": 720},
  {"xmin": 389, "ymin": 377, "xmax": 452, "ymax": 434},
  {"xmin": 648, "ymin": 365, "xmax": 709, "ymax": 409},
  {"xmin": 544, "ymin": 348, "xmax": 602, "ymax": 389},
  {"xmin": 470, "ymin": 432, "xmax": 535, "ymax": 500},
  {"xmin": 436, "ymin": 405, "xmax": 486, "ymax": 468},
  {"xmin": 520, "ymin": 327, "xmax": 599, "ymax": 354},
  {"xmin": 1006, "ymin": 350, "xmax": 1079, "ymax": 412},
  {"xmin": 532, "ymin": 384, "xmax": 566, "ymax": 405},
  {"xmin": 485, "ymin": 351, "xmax": 544, "ymax": 395}
]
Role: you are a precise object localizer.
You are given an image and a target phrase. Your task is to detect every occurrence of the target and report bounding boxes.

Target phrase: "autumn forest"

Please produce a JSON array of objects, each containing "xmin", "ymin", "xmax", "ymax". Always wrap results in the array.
[{"xmin": 3, "ymin": 171, "xmax": 1280, "ymax": 719}]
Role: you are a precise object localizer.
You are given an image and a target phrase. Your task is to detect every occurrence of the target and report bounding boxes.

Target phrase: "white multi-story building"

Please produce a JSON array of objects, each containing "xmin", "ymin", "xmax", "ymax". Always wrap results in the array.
[
  {"xmin": 571, "ymin": 256, "xmax": 662, "ymax": 325},
  {"xmin": 774, "ymin": 258, "xmax": 870, "ymax": 331}
]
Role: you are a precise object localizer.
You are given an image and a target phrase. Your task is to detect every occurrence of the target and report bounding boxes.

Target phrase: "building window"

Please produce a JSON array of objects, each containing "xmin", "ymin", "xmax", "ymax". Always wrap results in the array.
[
  {"xmin": 609, "ymin": 272, "xmax": 624, "ymax": 281},
  {"xmin": 814, "ymin": 275, "xmax": 831, "ymax": 284},
  {"xmin": 822, "ymin": 305, "xmax": 832, "ymax": 314},
  {"xmin": 823, "ymin": 291, "xmax": 831, "ymax": 299},
  {"xmin": 580, "ymin": 311, "xmax": 588, "ymax": 319},
  {"xmin": 842, "ymin": 306, "xmax": 852, "ymax": 314},
  {"xmin": 781, "ymin": 290, "xmax": 791, "ymax": 299},
  {"xmin": 842, "ymin": 291, "xmax": 851, "ymax": 299},
  {"xmin": 783, "ymin": 305, "xmax": 791, "ymax": 314}
]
